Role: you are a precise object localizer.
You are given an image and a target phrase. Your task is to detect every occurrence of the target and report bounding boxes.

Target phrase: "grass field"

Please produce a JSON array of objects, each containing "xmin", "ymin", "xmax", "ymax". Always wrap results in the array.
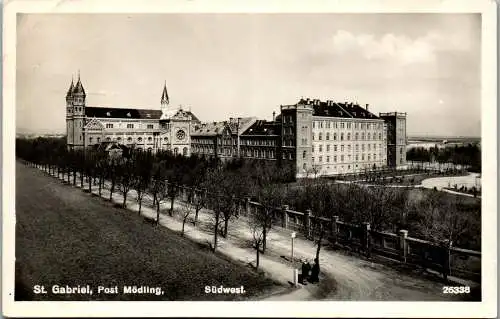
[{"xmin": 15, "ymin": 161, "xmax": 281, "ymax": 301}]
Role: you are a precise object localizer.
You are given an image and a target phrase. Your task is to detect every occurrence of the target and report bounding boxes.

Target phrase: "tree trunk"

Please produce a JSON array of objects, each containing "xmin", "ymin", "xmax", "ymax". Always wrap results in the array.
[
  {"xmin": 213, "ymin": 211, "xmax": 220, "ymax": 252},
  {"xmin": 169, "ymin": 196, "xmax": 175, "ymax": 217},
  {"xmin": 122, "ymin": 192, "xmax": 127, "ymax": 208},
  {"xmin": 223, "ymin": 217, "xmax": 229, "ymax": 238},
  {"xmin": 256, "ymin": 242, "xmax": 260, "ymax": 269},
  {"xmin": 89, "ymin": 177, "xmax": 92, "ymax": 193},
  {"xmin": 109, "ymin": 181, "xmax": 115, "ymax": 201},
  {"xmin": 262, "ymin": 226, "xmax": 267, "ymax": 253},
  {"xmin": 194, "ymin": 208, "xmax": 200, "ymax": 226},
  {"xmin": 316, "ymin": 228, "xmax": 324, "ymax": 262},
  {"xmin": 73, "ymin": 170, "xmax": 76, "ymax": 185},
  {"xmin": 138, "ymin": 196, "xmax": 143, "ymax": 214},
  {"xmin": 80, "ymin": 172, "xmax": 84, "ymax": 188},
  {"xmin": 98, "ymin": 177, "xmax": 102, "ymax": 196},
  {"xmin": 181, "ymin": 218, "xmax": 187, "ymax": 237},
  {"xmin": 156, "ymin": 201, "xmax": 160, "ymax": 223}
]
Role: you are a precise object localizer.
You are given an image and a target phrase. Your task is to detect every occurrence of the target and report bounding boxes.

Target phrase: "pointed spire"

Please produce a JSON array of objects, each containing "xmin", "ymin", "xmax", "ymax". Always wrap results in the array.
[
  {"xmin": 73, "ymin": 70, "xmax": 86, "ymax": 97},
  {"xmin": 161, "ymin": 81, "xmax": 169, "ymax": 104},
  {"xmin": 66, "ymin": 77, "xmax": 75, "ymax": 98}
]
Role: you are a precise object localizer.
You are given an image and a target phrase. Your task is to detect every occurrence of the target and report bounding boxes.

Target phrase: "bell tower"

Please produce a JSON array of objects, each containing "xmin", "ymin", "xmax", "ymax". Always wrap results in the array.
[
  {"xmin": 72, "ymin": 71, "xmax": 87, "ymax": 149},
  {"xmin": 66, "ymin": 77, "xmax": 75, "ymax": 149}
]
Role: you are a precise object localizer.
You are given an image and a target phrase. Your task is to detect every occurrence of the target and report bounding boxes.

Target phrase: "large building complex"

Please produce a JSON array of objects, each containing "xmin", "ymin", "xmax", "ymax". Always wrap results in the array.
[
  {"xmin": 65, "ymin": 76, "xmax": 200, "ymax": 155},
  {"xmin": 65, "ymin": 77, "xmax": 406, "ymax": 177}
]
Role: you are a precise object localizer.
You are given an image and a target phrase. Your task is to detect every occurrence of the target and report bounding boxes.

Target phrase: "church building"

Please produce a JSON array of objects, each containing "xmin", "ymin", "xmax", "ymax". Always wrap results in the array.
[{"xmin": 65, "ymin": 75, "xmax": 200, "ymax": 155}]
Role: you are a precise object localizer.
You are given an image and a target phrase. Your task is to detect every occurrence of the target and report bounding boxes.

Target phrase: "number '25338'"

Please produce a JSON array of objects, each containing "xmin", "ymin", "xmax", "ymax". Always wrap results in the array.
[{"xmin": 442, "ymin": 286, "xmax": 470, "ymax": 294}]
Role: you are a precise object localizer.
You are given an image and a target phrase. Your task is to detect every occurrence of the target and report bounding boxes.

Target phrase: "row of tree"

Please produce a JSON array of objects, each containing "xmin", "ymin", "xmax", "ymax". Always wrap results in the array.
[
  {"xmin": 16, "ymin": 137, "xmax": 481, "ymax": 269},
  {"xmin": 406, "ymin": 144, "xmax": 481, "ymax": 172}
]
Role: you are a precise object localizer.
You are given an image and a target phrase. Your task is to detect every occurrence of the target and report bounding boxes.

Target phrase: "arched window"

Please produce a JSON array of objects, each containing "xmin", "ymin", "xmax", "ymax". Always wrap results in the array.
[
  {"xmin": 138, "ymin": 137, "xmax": 143, "ymax": 142},
  {"xmin": 127, "ymin": 137, "xmax": 132, "ymax": 142},
  {"xmin": 97, "ymin": 137, "xmax": 100, "ymax": 143},
  {"xmin": 106, "ymin": 137, "xmax": 111, "ymax": 141},
  {"xmin": 174, "ymin": 147, "xmax": 179, "ymax": 155},
  {"xmin": 355, "ymin": 132, "xmax": 359, "ymax": 140},
  {"xmin": 326, "ymin": 132, "xmax": 330, "ymax": 140},
  {"xmin": 89, "ymin": 137, "xmax": 93, "ymax": 143},
  {"xmin": 148, "ymin": 137, "xmax": 153, "ymax": 142},
  {"xmin": 303, "ymin": 150, "xmax": 306, "ymax": 159},
  {"xmin": 117, "ymin": 137, "xmax": 121, "ymax": 142},
  {"xmin": 334, "ymin": 133, "xmax": 337, "ymax": 141},
  {"xmin": 183, "ymin": 147, "xmax": 188, "ymax": 156}
]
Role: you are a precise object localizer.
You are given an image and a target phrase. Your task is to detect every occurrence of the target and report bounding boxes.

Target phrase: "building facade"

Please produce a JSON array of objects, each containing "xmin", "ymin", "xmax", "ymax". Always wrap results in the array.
[
  {"xmin": 65, "ymin": 76, "xmax": 200, "ymax": 155},
  {"xmin": 379, "ymin": 112, "xmax": 408, "ymax": 168}
]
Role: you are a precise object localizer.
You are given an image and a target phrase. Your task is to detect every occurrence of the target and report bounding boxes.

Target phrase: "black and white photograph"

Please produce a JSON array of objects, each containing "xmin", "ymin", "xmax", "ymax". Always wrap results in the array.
[{"xmin": 2, "ymin": 0, "xmax": 497, "ymax": 317}]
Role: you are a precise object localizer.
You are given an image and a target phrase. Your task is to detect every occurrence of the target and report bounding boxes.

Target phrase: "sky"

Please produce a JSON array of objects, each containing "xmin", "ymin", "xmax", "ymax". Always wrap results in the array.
[{"xmin": 16, "ymin": 13, "xmax": 481, "ymax": 137}]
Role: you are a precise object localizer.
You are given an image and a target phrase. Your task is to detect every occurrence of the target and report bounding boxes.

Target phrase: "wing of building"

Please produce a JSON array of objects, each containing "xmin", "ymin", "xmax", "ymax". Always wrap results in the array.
[{"xmin": 64, "ymin": 76, "xmax": 406, "ymax": 177}]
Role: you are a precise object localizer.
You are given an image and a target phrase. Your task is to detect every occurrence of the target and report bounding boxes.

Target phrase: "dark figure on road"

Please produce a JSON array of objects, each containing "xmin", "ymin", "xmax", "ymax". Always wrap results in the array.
[
  {"xmin": 301, "ymin": 260, "xmax": 311, "ymax": 284},
  {"xmin": 309, "ymin": 258, "xmax": 320, "ymax": 283}
]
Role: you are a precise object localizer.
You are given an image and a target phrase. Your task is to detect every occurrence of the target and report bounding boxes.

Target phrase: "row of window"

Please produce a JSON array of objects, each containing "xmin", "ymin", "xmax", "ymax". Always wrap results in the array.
[
  {"xmin": 312, "ymin": 153, "xmax": 385, "ymax": 163},
  {"xmin": 312, "ymin": 132, "xmax": 384, "ymax": 141},
  {"xmin": 104, "ymin": 123, "xmax": 155, "ymax": 129},
  {"xmin": 313, "ymin": 143, "xmax": 384, "ymax": 153},
  {"xmin": 89, "ymin": 136, "xmax": 169, "ymax": 143},
  {"xmin": 313, "ymin": 121, "xmax": 383, "ymax": 130},
  {"xmin": 67, "ymin": 107, "xmax": 84, "ymax": 113}
]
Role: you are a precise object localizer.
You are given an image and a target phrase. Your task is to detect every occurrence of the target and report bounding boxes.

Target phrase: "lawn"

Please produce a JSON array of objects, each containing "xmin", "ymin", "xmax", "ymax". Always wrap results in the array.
[{"xmin": 14, "ymin": 161, "xmax": 281, "ymax": 301}]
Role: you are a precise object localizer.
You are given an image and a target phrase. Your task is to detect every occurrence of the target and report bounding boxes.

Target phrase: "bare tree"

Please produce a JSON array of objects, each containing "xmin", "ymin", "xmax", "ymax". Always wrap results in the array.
[
  {"xmin": 117, "ymin": 157, "xmax": 136, "ymax": 208},
  {"xmin": 249, "ymin": 211, "xmax": 265, "ymax": 269},
  {"xmin": 191, "ymin": 188, "xmax": 207, "ymax": 226},
  {"xmin": 179, "ymin": 201, "xmax": 194, "ymax": 237}
]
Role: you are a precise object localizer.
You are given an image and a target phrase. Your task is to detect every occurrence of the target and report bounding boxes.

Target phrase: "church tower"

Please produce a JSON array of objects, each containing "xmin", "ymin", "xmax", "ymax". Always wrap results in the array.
[
  {"xmin": 161, "ymin": 81, "xmax": 169, "ymax": 116},
  {"xmin": 66, "ymin": 78, "xmax": 75, "ymax": 149},
  {"xmin": 72, "ymin": 72, "xmax": 86, "ymax": 149}
]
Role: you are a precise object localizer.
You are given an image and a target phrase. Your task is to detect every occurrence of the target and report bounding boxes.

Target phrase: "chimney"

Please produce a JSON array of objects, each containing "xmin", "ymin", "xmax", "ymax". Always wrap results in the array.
[
  {"xmin": 365, "ymin": 104, "xmax": 369, "ymax": 111},
  {"xmin": 272, "ymin": 111, "xmax": 276, "ymax": 121}
]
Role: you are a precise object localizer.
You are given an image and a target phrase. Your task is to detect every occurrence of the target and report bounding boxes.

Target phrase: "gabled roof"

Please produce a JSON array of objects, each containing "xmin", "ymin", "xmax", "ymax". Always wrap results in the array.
[
  {"xmin": 297, "ymin": 98, "xmax": 379, "ymax": 119},
  {"xmin": 241, "ymin": 120, "xmax": 280, "ymax": 136}
]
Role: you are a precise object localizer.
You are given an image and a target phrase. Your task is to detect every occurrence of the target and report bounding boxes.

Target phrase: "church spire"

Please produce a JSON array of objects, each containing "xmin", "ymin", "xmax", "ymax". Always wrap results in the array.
[
  {"xmin": 161, "ymin": 81, "xmax": 169, "ymax": 105},
  {"xmin": 73, "ymin": 71, "xmax": 86, "ymax": 98},
  {"xmin": 66, "ymin": 77, "xmax": 74, "ymax": 99}
]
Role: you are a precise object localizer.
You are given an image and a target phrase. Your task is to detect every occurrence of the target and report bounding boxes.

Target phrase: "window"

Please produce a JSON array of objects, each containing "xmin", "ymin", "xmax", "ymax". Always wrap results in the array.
[
  {"xmin": 312, "ymin": 133, "xmax": 315, "ymax": 141},
  {"xmin": 362, "ymin": 144, "xmax": 365, "ymax": 151},
  {"xmin": 320, "ymin": 121, "xmax": 323, "ymax": 128},
  {"xmin": 347, "ymin": 123, "xmax": 352, "ymax": 129},
  {"xmin": 312, "ymin": 157, "xmax": 315, "ymax": 162},
  {"xmin": 361, "ymin": 133, "xmax": 365, "ymax": 140},
  {"xmin": 106, "ymin": 124, "xmax": 113, "ymax": 129},
  {"xmin": 356, "ymin": 144, "xmax": 359, "ymax": 151},
  {"xmin": 368, "ymin": 155, "xmax": 371, "ymax": 161},
  {"xmin": 341, "ymin": 145, "xmax": 344, "ymax": 152},
  {"xmin": 312, "ymin": 145, "xmax": 315, "ymax": 152},
  {"xmin": 374, "ymin": 154, "xmax": 377, "ymax": 160},
  {"xmin": 106, "ymin": 137, "xmax": 111, "ymax": 141},
  {"xmin": 319, "ymin": 145, "xmax": 323, "ymax": 152},
  {"xmin": 340, "ymin": 133, "xmax": 344, "ymax": 141},
  {"xmin": 117, "ymin": 137, "xmax": 121, "ymax": 142},
  {"xmin": 326, "ymin": 156, "xmax": 330, "ymax": 163},
  {"xmin": 319, "ymin": 156, "xmax": 322, "ymax": 162},
  {"xmin": 334, "ymin": 133, "xmax": 337, "ymax": 141},
  {"xmin": 97, "ymin": 137, "xmax": 100, "ymax": 143},
  {"xmin": 289, "ymin": 153, "xmax": 293, "ymax": 160},
  {"xmin": 368, "ymin": 144, "xmax": 371, "ymax": 151},
  {"xmin": 303, "ymin": 150, "xmax": 306, "ymax": 159},
  {"xmin": 355, "ymin": 154, "xmax": 359, "ymax": 161},
  {"xmin": 138, "ymin": 137, "xmax": 143, "ymax": 142},
  {"xmin": 362, "ymin": 154, "xmax": 365, "ymax": 160},
  {"xmin": 355, "ymin": 133, "xmax": 359, "ymax": 140},
  {"xmin": 164, "ymin": 137, "xmax": 168, "ymax": 142},
  {"xmin": 347, "ymin": 133, "xmax": 351, "ymax": 140},
  {"xmin": 147, "ymin": 124, "xmax": 154, "ymax": 129},
  {"xmin": 319, "ymin": 133, "xmax": 322, "ymax": 140},
  {"xmin": 148, "ymin": 137, "xmax": 152, "ymax": 142},
  {"xmin": 127, "ymin": 124, "xmax": 134, "ymax": 129},
  {"xmin": 379, "ymin": 133, "xmax": 382, "ymax": 140},
  {"xmin": 313, "ymin": 121, "xmax": 315, "ymax": 128},
  {"xmin": 334, "ymin": 145, "xmax": 337, "ymax": 152},
  {"xmin": 334, "ymin": 156, "xmax": 337, "ymax": 162},
  {"xmin": 341, "ymin": 155, "xmax": 344, "ymax": 162},
  {"xmin": 368, "ymin": 133, "xmax": 371, "ymax": 140},
  {"xmin": 326, "ymin": 145, "xmax": 330, "ymax": 152},
  {"xmin": 127, "ymin": 137, "xmax": 132, "ymax": 142},
  {"xmin": 348, "ymin": 145, "xmax": 351, "ymax": 151},
  {"xmin": 326, "ymin": 132, "xmax": 330, "ymax": 140}
]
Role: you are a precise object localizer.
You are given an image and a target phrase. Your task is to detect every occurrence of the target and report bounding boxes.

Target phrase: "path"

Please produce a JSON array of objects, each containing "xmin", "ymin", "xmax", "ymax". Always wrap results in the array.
[{"xmin": 37, "ymin": 167, "xmax": 479, "ymax": 301}]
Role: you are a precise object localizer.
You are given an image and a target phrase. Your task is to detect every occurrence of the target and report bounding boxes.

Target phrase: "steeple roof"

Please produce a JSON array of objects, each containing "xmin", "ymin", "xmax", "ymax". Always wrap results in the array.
[
  {"xmin": 72, "ymin": 73, "xmax": 86, "ymax": 97},
  {"xmin": 161, "ymin": 82, "xmax": 169, "ymax": 103},
  {"xmin": 66, "ymin": 79, "xmax": 74, "ymax": 98}
]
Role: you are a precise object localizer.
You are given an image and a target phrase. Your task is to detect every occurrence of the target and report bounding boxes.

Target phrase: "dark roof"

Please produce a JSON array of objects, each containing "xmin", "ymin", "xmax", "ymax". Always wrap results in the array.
[
  {"xmin": 66, "ymin": 80, "xmax": 74, "ymax": 98},
  {"xmin": 72, "ymin": 79, "xmax": 86, "ymax": 97},
  {"xmin": 242, "ymin": 120, "xmax": 279, "ymax": 136},
  {"xmin": 161, "ymin": 83, "xmax": 169, "ymax": 103},
  {"xmin": 297, "ymin": 98, "xmax": 379, "ymax": 119},
  {"xmin": 85, "ymin": 106, "xmax": 201, "ymax": 122},
  {"xmin": 85, "ymin": 107, "xmax": 162, "ymax": 119}
]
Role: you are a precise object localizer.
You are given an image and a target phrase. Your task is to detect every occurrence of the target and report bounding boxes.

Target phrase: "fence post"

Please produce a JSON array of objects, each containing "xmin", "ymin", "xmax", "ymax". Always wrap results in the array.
[
  {"xmin": 305, "ymin": 209, "xmax": 312, "ymax": 239},
  {"xmin": 399, "ymin": 229, "xmax": 408, "ymax": 263},
  {"xmin": 331, "ymin": 216, "xmax": 339, "ymax": 244},
  {"xmin": 442, "ymin": 239, "xmax": 452, "ymax": 281},
  {"xmin": 362, "ymin": 222, "xmax": 371, "ymax": 256},
  {"xmin": 282, "ymin": 205, "xmax": 289, "ymax": 229}
]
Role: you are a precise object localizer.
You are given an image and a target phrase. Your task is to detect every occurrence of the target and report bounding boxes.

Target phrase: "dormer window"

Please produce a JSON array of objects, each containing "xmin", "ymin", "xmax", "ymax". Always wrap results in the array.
[
  {"xmin": 146, "ymin": 113, "xmax": 151, "ymax": 118},
  {"xmin": 106, "ymin": 112, "xmax": 111, "ymax": 117},
  {"xmin": 127, "ymin": 112, "xmax": 131, "ymax": 117}
]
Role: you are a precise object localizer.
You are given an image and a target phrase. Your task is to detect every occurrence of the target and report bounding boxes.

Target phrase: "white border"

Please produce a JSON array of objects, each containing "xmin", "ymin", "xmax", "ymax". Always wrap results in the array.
[{"xmin": 2, "ymin": 0, "xmax": 497, "ymax": 317}]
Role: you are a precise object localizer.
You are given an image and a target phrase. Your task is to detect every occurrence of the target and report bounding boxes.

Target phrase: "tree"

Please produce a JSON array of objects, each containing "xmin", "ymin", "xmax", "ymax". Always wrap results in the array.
[
  {"xmin": 179, "ymin": 201, "xmax": 193, "ymax": 237},
  {"xmin": 134, "ymin": 151, "xmax": 153, "ymax": 215},
  {"xmin": 117, "ymin": 156, "xmax": 136, "ymax": 208},
  {"xmin": 191, "ymin": 188, "xmax": 208, "ymax": 226},
  {"xmin": 203, "ymin": 168, "xmax": 226, "ymax": 252},
  {"xmin": 249, "ymin": 210, "xmax": 265, "ymax": 269}
]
